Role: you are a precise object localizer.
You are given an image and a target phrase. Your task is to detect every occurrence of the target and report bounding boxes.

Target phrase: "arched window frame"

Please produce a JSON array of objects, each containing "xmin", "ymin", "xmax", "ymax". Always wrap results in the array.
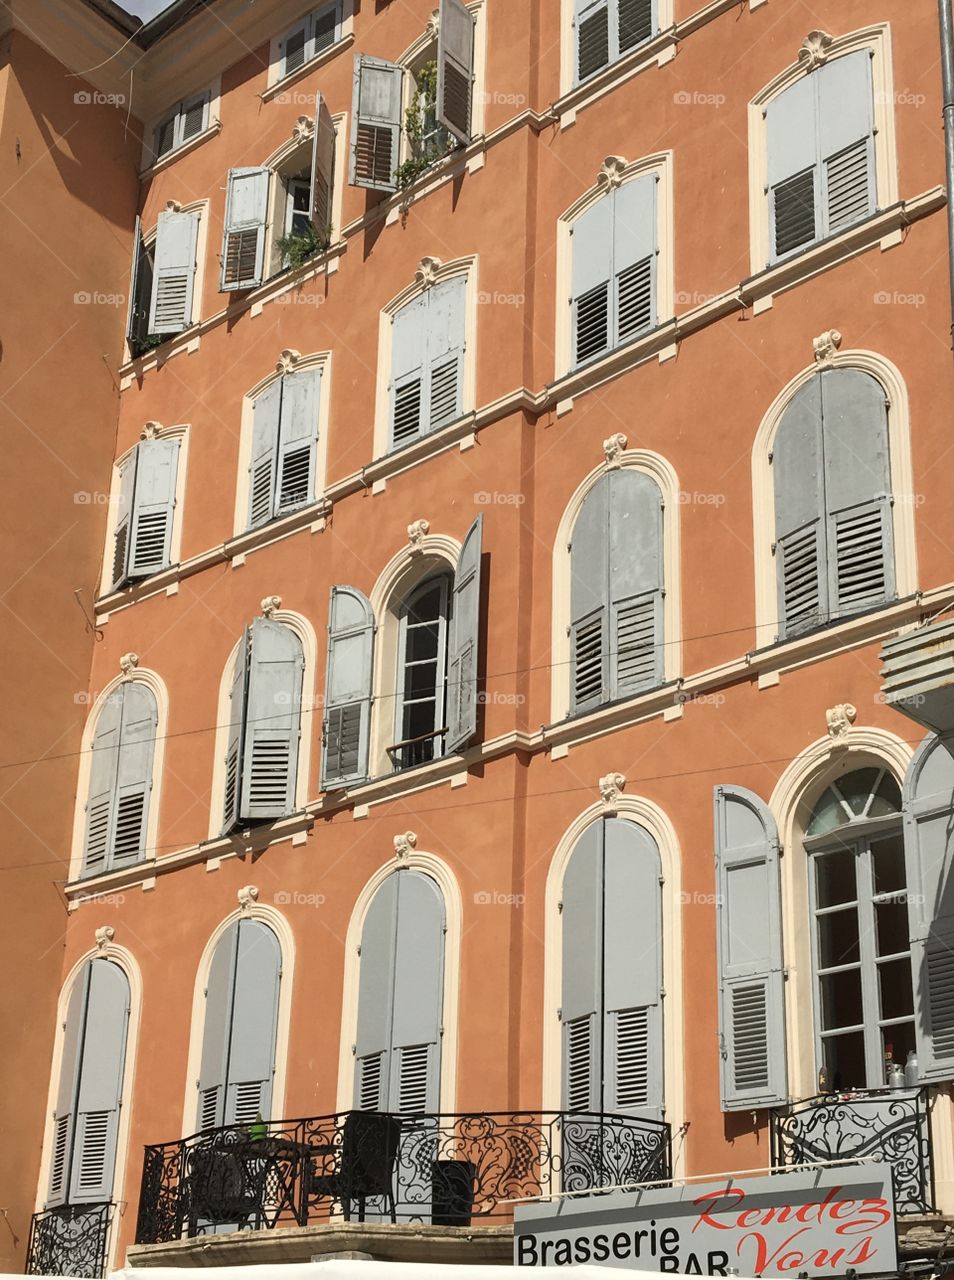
[{"xmin": 258, "ymin": 111, "xmax": 348, "ymax": 274}]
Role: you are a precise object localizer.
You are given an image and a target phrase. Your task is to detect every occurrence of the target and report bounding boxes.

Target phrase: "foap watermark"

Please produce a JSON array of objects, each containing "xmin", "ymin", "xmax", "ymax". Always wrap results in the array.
[
  {"xmin": 476, "ymin": 90, "xmax": 527, "ymax": 107},
  {"xmin": 74, "ymin": 90, "xmax": 126, "ymax": 106},
  {"xmin": 474, "ymin": 890, "xmax": 525, "ymax": 907},
  {"xmin": 675, "ymin": 690, "xmax": 727, "ymax": 708},
  {"xmin": 874, "ymin": 290, "xmax": 926, "ymax": 308},
  {"xmin": 477, "ymin": 290, "xmax": 525, "ymax": 307},
  {"xmin": 74, "ymin": 491, "xmax": 115, "ymax": 505},
  {"xmin": 675, "ymin": 290, "xmax": 718, "ymax": 308},
  {"xmin": 273, "ymin": 890, "xmax": 326, "ymax": 907},
  {"xmin": 274, "ymin": 91, "xmax": 317, "ymax": 107},
  {"xmin": 275, "ymin": 292, "xmax": 326, "ymax": 307},
  {"xmin": 678, "ymin": 891, "xmax": 723, "ymax": 906},
  {"xmin": 475, "ymin": 490, "xmax": 525, "ymax": 506},
  {"xmin": 673, "ymin": 90, "xmax": 725, "ymax": 107},
  {"xmin": 678, "ymin": 490, "xmax": 726, "ymax": 506},
  {"xmin": 74, "ymin": 891, "xmax": 126, "ymax": 907},
  {"xmin": 875, "ymin": 89, "xmax": 927, "ymax": 108},
  {"xmin": 874, "ymin": 690, "xmax": 927, "ymax": 709},
  {"xmin": 74, "ymin": 291, "xmax": 125, "ymax": 306},
  {"xmin": 476, "ymin": 690, "xmax": 526, "ymax": 706}
]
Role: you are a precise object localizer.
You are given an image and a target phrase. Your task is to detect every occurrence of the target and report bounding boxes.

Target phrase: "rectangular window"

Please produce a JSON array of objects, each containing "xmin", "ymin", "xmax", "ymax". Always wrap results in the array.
[
  {"xmin": 277, "ymin": 1, "xmax": 341, "ymax": 80},
  {"xmin": 389, "ymin": 275, "xmax": 467, "ymax": 450},
  {"xmin": 150, "ymin": 89, "xmax": 212, "ymax": 165},
  {"xmin": 247, "ymin": 369, "xmax": 322, "ymax": 529},
  {"xmin": 575, "ymin": 0, "xmax": 656, "ymax": 84}
]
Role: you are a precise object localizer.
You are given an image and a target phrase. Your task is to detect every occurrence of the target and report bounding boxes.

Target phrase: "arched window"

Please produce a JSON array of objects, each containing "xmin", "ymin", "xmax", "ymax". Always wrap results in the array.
[
  {"xmin": 570, "ymin": 469, "xmax": 663, "ymax": 714},
  {"xmin": 83, "ymin": 683, "xmax": 158, "ymax": 876},
  {"xmin": 197, "ymin": 919, "xmax": 282, "ymax": 1130},
  {"xmin": 773, "ymin": 368, "xmax": 894, "ymax": 639},
  {"xmin": 561, "ymin": 818, "xmax": 663, "ymax": 1118}
]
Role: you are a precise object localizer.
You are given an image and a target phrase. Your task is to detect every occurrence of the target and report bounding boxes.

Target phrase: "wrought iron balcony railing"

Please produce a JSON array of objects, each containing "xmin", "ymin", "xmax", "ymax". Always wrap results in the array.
[
  {"xmin": 770, "ymin": 1087, "xmax": 935, "ymax": 1214},
  {"xmin": 26, "ymin": 1202, "xmax": 112, "ymax": 1278},
  {"xmin": 135, "ymin": 1109, "xmax": 672, "ymax": 1243}
]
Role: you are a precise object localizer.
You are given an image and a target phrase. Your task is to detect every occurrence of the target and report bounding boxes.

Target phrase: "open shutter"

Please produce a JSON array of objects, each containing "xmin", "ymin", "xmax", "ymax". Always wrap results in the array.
[
  {"xmin": 425, "ymin": 275, "xmax": 466, "ymax": 432},
  {"xmin": 821, "ymin": 368, "xmax": 894, "ymax": 617},
  {"xmin": 390, "ymin": 293, "xmax": 428, "ymax": 447},
  {"xmin": 818, "ymin": 51, "xmax": 875, "ymax": 235},
  {"xmin": 322, "ymin": 587, "xmax": 375, "ymax": 787},
  {"xmin": 774, "ymin": 376, "xmax": 827, "ymax": 638},
  {"xmin": 276, "ymin": 368, "xmax": 319, "ymax": 514},
  {"xmin": 604, "ymin": 819, "xmax": 663, "ymax": 1117},
  {"xmin": 350, "ymin": 55, "xmax": 404, "ymax": 193},
  {"xmin": 47, "ymin": 967, "xmax": 90, "ymax": 1207},
  {"xmin": 310, "ymin": 94, "xmax": 337, "ymax": 239},
  {"xmin": 447, "ymin": 516, "xmax": 482, "ymax": 751},
  {"xmin": 766, "ymin": 75, "xmax": 818, "ymax": 261},
  {"xmin": 222, "ymin": 629, "xmax": 250, "ymax": 834},
  {"xmin": 613, "ymin": 176, "xmax": 656, "ymax": 344},
  {"xmin": 240, "ymin": 618, "xmax": 304, "ymax": 821},
  {"xmin": 562, "ymin": 823, "xmax": 603, "ymax": 1112},
  {"xmin": 571, "ymin": 194, "xmax": 614, "ymax": 365},
  {"xmin": 714, "ymin": 785, "xmax": 788, "ymax": 1110},
  {"xmin": 575, "ymin": 0, "xmax": 609, "ymax": 82},
  {"xmin": 248, "ymin": 379, "xmax": 282, "ymax": 528},
  {"xmin": 437, "ymin": 0, "xmax": 475, "ymax": 144},
  {"xmin": 83, "ymin": 692, "xmax": 122, "ymax": 876},
  {"xmin": 390, "ymin": 871, "xmax": 446, "ymax": 1112},
  {"xmin": 148, "ymin": 210, "xmax": 198, "ymax": 334},
  {"xmin": 355, "ymin": 874, "xmax": 399, "ymax": 1111},
  {"xmin": 220, "ymin": 167, "xmax": 270, "ymax": 292},
  {"xmin": 904, "ymin": 734, "xmax": 954, "ymax": 1081},
  {"xmin": 198, "ymin": 924, "xmax": 237, "ymax": 1131},
  {"xmin": 225, "ymin": 920, "xmax": 282, "ymax": 1125},
  {"xmin": 608, "ymin": 469, "xmax": 663, "ymax": 698},
  {"xmin": 111, "ymin": 683, "xmax": 157, "ymax": 868},
  {"xmin": 128, "ymin": 437, "xmax": 179, "ymax": 578},
  {"xmin": 570, "ymin": 476, "xmax": 609, "ymax": 713},
  {"xmin": 125, "ymin": 216, "xmax": 153, "ymax": 349},
  {"xmin": 70, "ymin": 961, "xmax": 129, "ymax": 1204},
  {"xmin": 112, "ymin": 451, "xmax": 138, "ymax": 590}
]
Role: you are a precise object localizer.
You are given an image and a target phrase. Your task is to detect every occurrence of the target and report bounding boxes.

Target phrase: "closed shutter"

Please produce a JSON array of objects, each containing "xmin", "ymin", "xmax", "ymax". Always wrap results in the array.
[
  {"xmin": 111, "ymin": 683, "xmax": 158, "ymax": 867},
  {"xmin": 389, "ymin": 871, "xmax": 445, "ymax": 1112},
  {"xmin": 390, "ymin": 293, "xmax": 428, "ymax": 447},
  {"xmin": 447, "ymin": 516, "xmax": 482, "ymax": 751},
  {"xmin": 280, "ymin": 19, "xmax": 309, "ymax": 77},
  {"xmin": 224, "ymin": 920, "xmax": 282, "ymax": 1125},
  {"xmin": 437, "ymin": 0, "xmax": 475, "ymax": 144},
  {"xmin": 310, "ymin": 94, "xmax": 337, "ymax": 239},
  {"xmin": 570, "ymin": 475, "xmax": 609, "ymax": 712},
  {"xmin": 774, "ymin": 377, "xmax": 826, "ymax": 637},
  {"xmin": 197, "ymin": 924, "xmax": 238, "ymax": 1131},
  {"xmin": 220, "ymin": 168, "xmax": 270, "ymax": 292},
  {"xmin": 612, "ymin": 175, "xmax": 656, "ymax": 344},
  {"xmin": 903, "ymin": 734, "xmax": 954, "ymax": 1082},
  {"xmin": 148, "ymin": 210, "xmax": 198, "ymax": 334},
  {"xmin": 276, "ymin": 369, "xmax": 319, "ymax": 515},
  {"xmin": 354, "ymin": 874, "xmax": 399, "ymax": 1111},
  {"xmin": 69, "ymin": 960, "xmax": 129, "ymax": 1203},
  {"xmin": 83, "ymin": 692, "xmax": 122, "ymax": 876},
  {"xmin": 180, "ymin": 91, "xmax": 209, "ymax": 144},
  {"xmin": 561, "ymin": 823, "xmax": 602, "ymax": 1112},
  {"xmin": 240, "ymin": 619, "xmax": 304, "ymax": 821},
  {"xmin": 608, "ymin": 469, "xmax": 663, "ymax": 698},
  {"xmin": 766, "ymin": 75, "xmax": 818, "ymax": 261},
  {"xmin": 425, "ymin": 275, "xmax": 466, "ymax": 432},
  {"xmin": 350, "ymin": 55, "xmax": 404, "ymax": 193},
  {"xmin": 818, "ymin": 52, "xmax": 875, "ymax": 235},
  {"xmin": 322, "ymin": 586, "xmax": 375, "ymax": 787},
  {"xmin": 47, "ymin": 967, "xmax": 90, "ymax": 1207},
  {"xmin": 222, "ymin": 628, "xmax": 250, "ymax": 835},
  {"xmin": 248, "ymin": 379, "xmax": 282, "ymax": 528},
  {"xmin": 112, "ymin": 452, "xmax": 138, "ymax": 590},
  {"xmin": 714, "ymin": 785, "xmax": 788, "ymax": 1110},
  {"xmin": 313, "ymin": 2, "xmax": 339, "ymax": 54},
  {"xmin": 576, "ymin": 0, "xmax": 609, "ymax": 82},
  {"xmin": 571, "ymin": 195, "xmax": 614, "ymax": 366},
  {"xmin": 128, "ymin": 438, "xmax": 179, "ymax": 578},
  {"xmin": 618, "ymin": 0, "xmax": 654, "ymax": 54}
]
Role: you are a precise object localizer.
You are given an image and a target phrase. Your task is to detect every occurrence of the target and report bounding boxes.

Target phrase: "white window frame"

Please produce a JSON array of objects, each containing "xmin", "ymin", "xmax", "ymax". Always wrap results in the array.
[
  {"xmin": 142, "ymin": 80, "xmax": 220, "ymax": 171},
  {"xmin": 123, "ymin": 199, "xmax": 210, "ymax": 365},
  {"xmin": 262, "ymin": 113, "xmax": 347, "ymax": 280},
  {"xmin": 396, "ymin": 1, "xmax": 487, "ymax": 161},
  {"xmin": 267, "ymin": 0, "xmax": 353, "ymax": 91},
  {"xmin": 558, "ymin": 0, "xmax": 674, "ymax": 99},
  {"xmin": 392, "ymin": 574, "xmax": 452, "ymax": 771}
]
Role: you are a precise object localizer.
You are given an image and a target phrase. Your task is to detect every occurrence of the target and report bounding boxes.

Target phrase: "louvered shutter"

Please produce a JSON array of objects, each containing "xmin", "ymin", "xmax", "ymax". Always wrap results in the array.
[
  {"xmin": 47, "ymin": 967, "xmax": 90, "ymax": 1207},
  {"xmin": 350, "ymin": 55, "xmax": 404, "ymax": 193},
  {"xmin": 225, "ymin": 920, "xmax": 282, "ymax": 1125},
  {"xmin": 128, "ymin": 438, "xmax": 179, "ymax": 578},
  {"xmin": 562, "ymin": 823, "xmax": 603, "ymax": 1112},
  {"xmin": 112, "ymin": 451, "xmax": 138, "ymax": 590},
  {"xmin": 437, "ymin": 0, "xmax": 475, "ymax": 143},
  {"xmin": 126, "ymin": 217, "xmax": 148, "ymax": 347},
  {"xmin": 576, "ymin": 0, "xmax": 609, "ymax": 82},
  {"xmin": 313, "ymin": 2, "xmax": 339, "ymax": 54},
  {"xmin": 220, "ymin": 168, "xmax": 270, "ymax": 292},
  {"xmin": 83, "ymin": 692, "xmax": 122, "ymax": 876},
  {"xmin": 310, "ymin": 94, "xmax": 336, "ymax": 239},
  {"xmin": 240, "ymin": 618, "xmax": 304, "ymax": 821},
  {"xmin": 613, "ymin": 176, "xmax": 656, "ymax": 345},
  {"xmin": 355, "ymin": 874, "xmax": 399, "ymax": 1111},
  {"xmin": 70, "ymin": 960, "xmax": 129, "ymax": 1203},
  {"xmin": 821, "ymin": 368, "xmax": 894, "ymax": 617},
  {"xmin": 322, "ymin": 586, "xmax": 375, "ymax": 787},
  {"xmin": 222, "ymin": 629, "xmax": 250, "ymax": 835},
  {"xmin": 603, "ymin": 819, "xmax": 663, "ymax": 1117},
  {"xmin": 425, "ymin": 275, "xmax": 466, "ymax": 432},
  {"xmin": 197, "ymin": 925, "xmax": 237, "ymax": 1131},
  {"xmin": 570, "ymin": 476, "xmax": 609, "ymax": 712},
  {"xmin": 180, "ymin": 91, "xmax": 209, "ymax": 144},
  {"xmin": 714, "ymin": 785, "xmax": 788, "ymax": 1110},
  {"xmin": 276, "ymin": 369, "xmax": 319, "ymax": 514},
  {"xmin": 608, "ymin": 470, "xmax": 662, "ymax": 698},
  {"xmin": 903, "ymin": 734, "xmax": 954, "ymax": 1081},
  {"xmin": 766, "ymin": 75, "xmax": 818, "ymax": 261},
  {"xmin": 280, "ymin": 19, "xmax": 309, "ymax": 77},
  {"xmin": 389, "ymin": 871, "xmax": 445, "ymax": 1112},
  {"xmin": 618, "ymin": 0, "xmax": 654, "ymax": 54},
  {"xmin": 774, "ymin": 377, "xmax": 826, "ymax": 638},
  {"xmin": 111, "ymin": 683, "xmax": 157, "ymax": 868},
  {"xmin": 248, "ymin": 379, "xmax": 282, "ymax": 528},
  {"xmin": 447, "ymin": 516, "xmax": 482, "ymax": 751},
  {"xmin": 390, "ymin": 293, "xmax": 428, "ymax": 447},
  {"xmin": 148, "ymin": 210, "xmax": 198, "ymax": 334},
  {"xmin": 571, "ymin": 195, "xmax": 614, "ymax": 366},
  {"xmin": 818, "ymin": 52, "xmax": 875, "ymax": 235}
]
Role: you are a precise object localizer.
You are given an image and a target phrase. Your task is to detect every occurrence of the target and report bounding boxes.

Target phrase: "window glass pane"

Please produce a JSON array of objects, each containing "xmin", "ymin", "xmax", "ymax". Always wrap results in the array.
[
  {"xmin": 404, "ymin": 662, "xmax": 438, "ymax": 701},
  {"xmin": 292, "ymin": 183, "xmax": 310, "ymax": 213},
  {"xmin": 882, "ymin": 1023, "xmax": 916, "ymax": 1077},
  {"xmin": 879, "ymin": 957, "xmax": 915, "ymax": 1021},
  {"xmin": 404, "ymin": 699, "xmax": 437, "ymax": 741},
  {"xmin": 817, "ymin": 908, "xmax": 860, "ymax": 969},
  {"xmin": 872, "ymin": 834, "xmax": 906, "ymax": 896},
  {"xmin": 406, "ymin": 622, "xmax": 440, "ymax": 663},
  {"xmin": 875, "ymin": 900, "xmax": 909, "ymax": 959},
  {"xmin": 406, "ymin": 580, "xmax": 444, "ymax": 625},
  {"xmin": 871, "ymin": 772, "xmax": 902, "ymax": 817},
  {"xmin": 838, "ymin": 768, "xmax": 880, "ymax": 817},
  {"xmin": 819, "ymin": 967, "xmax": 863, "ymax": 1032},
  {"xmin": 822, "ymin": 1031, "xmax": 867, "ymax": 1091},
  {"xmin": 814, "ymin": 851, "xmax": 857, "ymax": 909},
  {"xmin": 806, "ymin": 786, "xmax": 847, "ymax": 835}
]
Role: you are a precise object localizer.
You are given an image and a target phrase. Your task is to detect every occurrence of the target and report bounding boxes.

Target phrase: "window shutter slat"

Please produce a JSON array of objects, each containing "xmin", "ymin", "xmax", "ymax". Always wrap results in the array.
[
  {"xmin": 276, "ymin": 369, "xmax": 320, "ymax": 514},
  {"xmin": 714, "ymin": 786, "xmax": 788, "ymax": 1110},
  {"xmin": 447, "ymin": 515, "xmax": 482, "ymax": 752},
  {"xmin": 561, "ymin": 822, "xmax": 603, "ymax": 1112},
  {"xmin": 355, "ymin": 875, "xmax": 399, "ymax": 1110},
  {"xmin": 281, "ymin": 22, "xmax": 308, "ymax": 77},
  {"xmin": 112, "ymin": 450, "xmax": 139, "ymax": 590},
  {"xmin": 111, "ymin": 683, "xmax": 157, "ymax": 868},
  {"xmin": 180, "ymin": 92, "xmax": 209, "ymax": 143},
  {"xmin": 222, "ymin": 628, "xmax": 250, "ymax": 835},
  {"xmin": 220, "ymin": 167, "xmax": 270, "ymax": 292},
  {"xmin": 390, "ymin": 293, "xmax": 428, "ymax": 447},
  {"xmin": 69, "ymin": 961, "xmax": 130, "ymax": 1204},
  {"xmin": 240, "ymin": 619, "xmax": 304, "ymax": 821},
  {"xmin": 612, "ymin": 175, "xmax": 656, "ymax": 344},
  {"xmin": 570, "ymin": 476, "xmax": 609, "ymax": 712},
  {"xmin": 148, "ymin": 210, "xmax": 198, "ymax": 333},
  {"xmin": 608, "ymin": 469, "xmax": 663, "ymax": 697},
  {"xmin": 350, "ymin": 55, "xmax": 404, "ymax": 193},
  {"xmin": 224, "ymin": 920, "xmax": 282, "ymax": 1125},
  {"xmin": 248, "ymin": 379, "xmax": 283, "ymax": 528},
  {"xmin": 436, "ymin": 0, "xmax": 475, "ymax": 144},
  {"xmin": 322, "ymin": 586, "xmax": 375, "ymax": 787},
  {"xmin": 389, "ymin": 872, "xmax": 445, "ymax": 1112},
  {"xmin": 425, "ymin": 275, "xmax": 467, "ymax": 432},
  {"xmin": 576, "ymin": 0, "xmax": 609, "ymax": 82},
  {"xmin": 47, "ymin": 968, "xmax": 91, "ymax": 1207},
  {"xmin": 774, "ymin": 376, "xmax": 827, "ymax": 637},
  {"xmin": 571, "ymin": 196, "xmax": 614, "ymax": 366},
  {"xmin": 310, "ymin": 94, "xmax": 336, "ymax": 240},
  {"xmin": 766, "ymin": 74, "xmax": 818, "ymax": 262},
  {"xmin": 313, "ymin": 3, "xmax": 339, "ymax": 54},
  {"xmin": 818, "ymin": 52, "xmax": 876, "ymax": 237},
  {"xmin": 83, "ymin": 693, "xmax": 123, "ymax": 876},
  {"xmin": 197, "ymin": 923, "xmax": 238, "ymax": 1130},
  {"xmin": 128, "ymin": 438, "xmax": 179, "ymax": 579},
  {"xmin": 618, "ymin": 0, "xmax": 654, "ymax": 53}
]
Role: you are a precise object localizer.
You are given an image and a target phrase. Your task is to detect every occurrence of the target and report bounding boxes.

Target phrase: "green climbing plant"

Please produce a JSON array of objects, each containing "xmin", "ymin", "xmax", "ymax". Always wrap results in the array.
[
  {"xmin": 276, "ymin": 222, "xmax": 332, "ymax": 271},
  {"xmin": 394, "ymin": 60, "xmax": 454, "ymax": 190}
]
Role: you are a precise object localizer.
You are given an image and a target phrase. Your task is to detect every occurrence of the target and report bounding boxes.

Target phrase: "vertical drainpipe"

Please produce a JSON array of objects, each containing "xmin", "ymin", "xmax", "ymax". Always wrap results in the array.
[{"xmin": 939, "ymin": 0, "xmax": 954, "ymax": 354}]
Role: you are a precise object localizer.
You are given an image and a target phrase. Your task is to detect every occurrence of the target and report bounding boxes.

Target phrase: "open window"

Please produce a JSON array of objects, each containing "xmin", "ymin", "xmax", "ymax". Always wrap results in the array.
[{"xmin": 131, "ymin": 207, "xmax": 200, "ymax": 339}]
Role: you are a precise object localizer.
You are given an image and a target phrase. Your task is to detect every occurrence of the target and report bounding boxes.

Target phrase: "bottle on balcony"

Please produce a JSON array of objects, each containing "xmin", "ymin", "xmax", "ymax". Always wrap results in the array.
[
  {"xmin": 904, "ymin": 1049, "xmax": 919, "ymax": 1088},
  {"xmin": 884, "ymin": 1042, "xmax": 895, "ymax": 1086},
  {"xmin": 818, "ymin": 1064, "xmax": 830, "ymax": 1094}
]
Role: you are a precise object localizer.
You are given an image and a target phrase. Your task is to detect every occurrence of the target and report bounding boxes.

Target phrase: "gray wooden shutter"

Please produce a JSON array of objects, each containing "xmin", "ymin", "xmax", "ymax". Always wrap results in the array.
[
  {"xmin": 562, "ymin": 823, "xmax": 603, "ymax": 1112},
  {"xmin": 389, "ymin": 871, "xmax": 445, "ymax": 1112},
  {"xmin": 390, "ymin": 293, "xmax": 428, "ymax": 447},
  {"xmin": 570, "ymin": 475, "xmax": 609, "ymax": 712},
  {"xmin": 350, "ymin": 55, "xmax": 404, "ymax": 193},
  {"xmin": 437, "ymin": 0, "xmax": 475, "ymax": 144},
  {"xmin": 313, "ymin": 2, "xmax": 339, "ymax": 54},
  {"xmin": 613, "ymin": 175, "xmax": 656, "ymax": 344},
  {"xmin": 248, "ymin": 379, "xmax": 283, "ymax": 528},
  {"xmin": 148, "ymin": 209, "xmax": 198, "ymax": 333},
  {"xmin": 618, "ymin": 0, "xmax": 654, "ymax": 54},
  {"xmin": 112, "ymin": 451, "xmax": 139, "ymax": 590},
  {"xmin": 111, "ymin": 682, "xmax": 157, "ymax": 868},
  {"xmin": 766, "ymin": 75, "xmax": 818, "ymax": 261},
  {"xmin": 571, "ymin": 194, "xmax": 614, "ymax": 365},
  {"xmin": 818, "ymin": 51, "xmax": 876, "ymax": 235},
  {"xmin": 280, "ymin": 18, "xmax": 309, "ymax": 77},
  {"xmin": 774, "ymin": 375, "xmax": 827, "ymax": 638},
  {"xmin": 576, "ymin": 0, "xmax": 609, "ymax": 82},
  {"xmin": 310, "ymin": 94, "xmax": 336, "ymax": 239},
  {"xmin": 820, "ymin": 368, "xmax": 894, "ymax": 617},
  {"xmin": 603, "ymin": 818, "xmax": 663, "ymax": 1118},
  {"xmin": 225, "ymin": 919, "xmax": 282, "ymax": 1125},
  {"xmin": 608, "ymin": 469, "xmax": 663, "ymax": 698},
  {"xmin": 180, "ymin": 91, "xmax": 209, "ymax": 143},
  {"xmin": 276, "ymin": 368, "xmax": 320, "ymax": 514},
  {"xmin": 354, "ymin": 874, "xmax": 399, "ymax": 1110},
  {"xmin": 903, "ymin": 733, "xmax": 954, "ymax": 1081},
  {"xmin": 125, "ymin": 216, "xmax": 149, "ymax": 347},
  {"xmin": 70, "ymin": 960, "xmax": 129, "ymax": 1203},
  {"xmin": 240, "ymin": 618, "xmax": 304, "ymax": 821},
  {"xmin": 425, "ymin": 275, "xmax": 466, "ymax": 432},
  {"xmin": 198, "ymin": 923, "xmax": 238, "ymax": 1131},
  {"xmin": 220, "ymin": 167, "xmax": 270, "ymax": 292},
  {"xmin": 128, "ymin": 438, "xmax": 179, "ymax": 578},
  {"xmin": 447, "ymin": 516, "xmax": 482, "ymax": 752},
  {"xmin": 83, "ymin": 692, "xmax": 122, "ymax": 876},
  {"xmin": 222, "ymin": 628, "xmax": 250, "ymax": 834},
  {"xmin": 47, "ymin": 965, "xmax": 90, "ymax": 1207},
  {"xmin": 322, "ymin": 586, "xmax": 375, "ymax": 787},
  {"xmin": 714, "ymin": 785, "xmax": 788, "ymax": 1110}
]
